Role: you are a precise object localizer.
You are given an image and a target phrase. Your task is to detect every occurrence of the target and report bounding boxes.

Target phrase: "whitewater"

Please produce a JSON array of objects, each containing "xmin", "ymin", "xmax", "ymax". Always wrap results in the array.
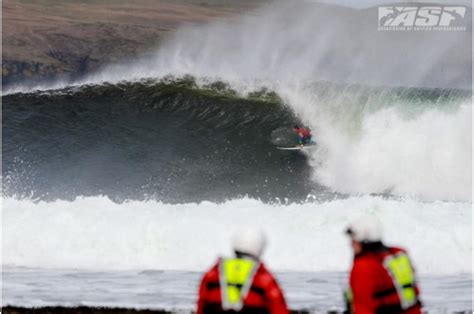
[
  {"xmin": 2, "ymin": 196, "xmax": 471, "ymax": 274},
  {"xmin": 2, "ymin": 0, "xmax": 472, "ymax": 312}
]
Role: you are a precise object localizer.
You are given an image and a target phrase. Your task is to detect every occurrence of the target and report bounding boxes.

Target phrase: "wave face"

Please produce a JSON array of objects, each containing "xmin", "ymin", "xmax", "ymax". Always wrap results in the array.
[
  {"xmin": 3, "ymin": 80, "xmax": 471, "ymax": 202},
  {"xmin": 3, "ymin": 80, "xmax": 321, "ymax": 203}
]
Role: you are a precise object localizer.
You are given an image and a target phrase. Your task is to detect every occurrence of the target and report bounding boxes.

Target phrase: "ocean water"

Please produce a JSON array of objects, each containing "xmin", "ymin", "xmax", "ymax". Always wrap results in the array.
[
  {"xmin": 2, "ymin": 0, "xmax": 472, "ymax": 312},
  {"xmin": 2, "ymin": 267, "xmax": 472, "ymax": 312}
]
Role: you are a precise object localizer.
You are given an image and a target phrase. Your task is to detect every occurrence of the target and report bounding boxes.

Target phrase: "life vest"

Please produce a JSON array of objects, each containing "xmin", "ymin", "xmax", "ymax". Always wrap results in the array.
[
  {"xmin": 219, "ymin": 257, "xmax": 259, "ymax": 311},
  {"xmin": 375, "ymin": 249, "xmax": 419, "ymax": 311},
  {"xmin": 197, "ymin": 259, "xmax": 289, "ymax": 314},
  {"xmin": 347, "ymin": 247, "xmax": 421, "ymax": 314}
]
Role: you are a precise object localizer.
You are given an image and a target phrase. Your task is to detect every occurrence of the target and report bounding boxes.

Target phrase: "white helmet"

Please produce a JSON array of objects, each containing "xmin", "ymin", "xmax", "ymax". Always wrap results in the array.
[
  {"xmin": 346, "ymin": 214, "xmax": 383, "ymax": 243},
  {"xmin": 231, "ymin": 227, "xmax": 267, "ymax": 259}
]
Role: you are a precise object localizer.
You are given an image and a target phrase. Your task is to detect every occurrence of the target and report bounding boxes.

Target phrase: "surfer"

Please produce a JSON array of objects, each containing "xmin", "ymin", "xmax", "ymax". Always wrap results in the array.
[{"xmin": 293, "ymin": 125, "xmax": 312, "ymax": 146}]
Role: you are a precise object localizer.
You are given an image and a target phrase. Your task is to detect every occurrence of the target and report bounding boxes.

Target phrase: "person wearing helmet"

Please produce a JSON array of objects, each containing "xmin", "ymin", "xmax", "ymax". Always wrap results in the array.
[
  {"xmin": 293, "ymin": 125, "xmax": 312, "ymax": 146},
  {"xmin": 345, "ymin": 215, "xmax": 422, "ymax": 314},
  {"xmin": 197, "ymin": 228, "xmax": 289, "ymax": 314}
]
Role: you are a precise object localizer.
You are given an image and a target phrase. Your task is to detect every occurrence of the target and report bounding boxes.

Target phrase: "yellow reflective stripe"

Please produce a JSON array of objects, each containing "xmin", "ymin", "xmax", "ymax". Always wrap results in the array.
[
  {"xmin": 383, "ymin": 253, "xmax": 417, "ymax": 308},
  {"xmin": 401, "ymin": 286, "xmax": 416, "ymax": 306},
  {"xmin": 344, "ymin": 287, "xmax": 354, "ymax": 313},
  {"xmin": 385, "ymin": 254, "xmax": 414, "ymax": 285},
  {"xmin": 344, "ymin": 287, "xmax": 353, "ymax": 303},
  {"xmin": 219, "ymin": 258, "xmax": 257, "ymax": 310}
]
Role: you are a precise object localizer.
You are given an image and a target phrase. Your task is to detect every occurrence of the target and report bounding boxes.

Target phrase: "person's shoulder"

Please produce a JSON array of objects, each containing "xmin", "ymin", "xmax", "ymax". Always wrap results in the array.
[
  {"xmin": 387, "ymin": 246, "xmax": 409, "ymax": 255},
  {"xmin": 256, "ymin": 261, "xmax": 272, "ymax": 273},
  {"xmin": 253, "ymin": 262, "xmax": 286, "ymax": 298},
  {"xmin": 351, "ymin": 255, "xmax": 383, "ymax": 281},
  {"xmin": 354, "ymin": 252, "xmax": 382, "ymax": 268},
  {"xmin": 354, "ymin": 254, "xmax": 375, "ymax": 264},
  {"xmin": 254, "ymin": 262, "xmax": 278, "ymax": 285},
  {"xmin": 202, "ymin": 259, "xmax": 221, "ymax": 280}
]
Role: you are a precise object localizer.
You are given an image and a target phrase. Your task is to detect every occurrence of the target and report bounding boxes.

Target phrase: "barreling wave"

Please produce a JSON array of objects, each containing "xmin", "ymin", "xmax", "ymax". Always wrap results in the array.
[
  {"xmin": 3, "ymin": 0, "xmax": 471, "ymax": 203},
  {"xmin": 2, "ymin": 78, "xmax": 322, "ymax": 203},
  {"xmin": 3, "ymin": 77, "xmax": 471, "ymax": 202}
]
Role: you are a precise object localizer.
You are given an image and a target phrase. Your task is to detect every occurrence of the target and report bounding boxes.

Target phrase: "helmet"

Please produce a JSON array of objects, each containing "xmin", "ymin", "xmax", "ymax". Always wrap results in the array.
[
  {"xmin": 346, "ymin": 214, "xmax": 383, "ymax": 243},
  {"xmin": 231, "ymin": 227, "xmax": 267, "ymax": 259}
]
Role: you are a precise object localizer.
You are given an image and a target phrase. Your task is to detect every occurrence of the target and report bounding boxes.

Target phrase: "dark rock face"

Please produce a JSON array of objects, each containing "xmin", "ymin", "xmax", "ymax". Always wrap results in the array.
[{"xmin": 2, "ymin": 56, "xmax": 98, "ymax": 86}]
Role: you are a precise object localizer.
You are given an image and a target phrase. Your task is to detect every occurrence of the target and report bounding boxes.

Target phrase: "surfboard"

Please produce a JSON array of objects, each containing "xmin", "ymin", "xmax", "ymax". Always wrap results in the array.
[{"xmin": 277, "ymin": 144, "xmax": 316, "ymax": 151}]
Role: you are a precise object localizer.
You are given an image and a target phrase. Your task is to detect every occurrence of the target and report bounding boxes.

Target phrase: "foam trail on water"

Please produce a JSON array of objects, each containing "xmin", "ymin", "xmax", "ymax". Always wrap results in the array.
[{"xmin": 2, "ymin": 196, "xmax": 471, "ymax": 275}]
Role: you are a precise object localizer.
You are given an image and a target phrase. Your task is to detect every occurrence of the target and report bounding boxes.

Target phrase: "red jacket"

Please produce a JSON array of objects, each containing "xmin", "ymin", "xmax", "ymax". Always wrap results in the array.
[
  {"xmin": 350, "ymin": 246, "xmax": 422, "ymax": 314},
  {"xmin": 197, "ymin": 259, "xmax": 289, "ymax": 314}
]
